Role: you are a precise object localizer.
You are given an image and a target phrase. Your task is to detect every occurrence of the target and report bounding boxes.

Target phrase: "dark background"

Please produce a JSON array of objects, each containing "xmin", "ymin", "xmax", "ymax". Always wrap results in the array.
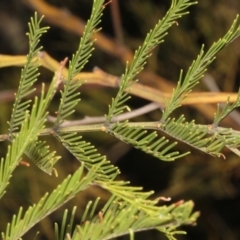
[{"xmin": 0, "ymin": 0, "xmax": 240, "ymax": 239}]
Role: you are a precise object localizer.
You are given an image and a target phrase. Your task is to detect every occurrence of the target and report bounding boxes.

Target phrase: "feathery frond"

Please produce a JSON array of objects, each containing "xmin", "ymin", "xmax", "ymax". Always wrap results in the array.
[
  {"xmin": 162, "ymin": 15, "xmax": 240, "ymax": 120},
  {"xmin": 0, "ymin": 73, "xmax": 58, "ymax": 196},
  {"xmin": 109, "ymin": 122, "xmax": 189, "ymax": 161},
  {"xmin": 20, "ymin": 63, "xmax": 63, "ymax": 173},
  {"xmin": 105, "ymin": 0, "xmax": 197, "ymax": 123},
  {"xmin": 56, "ymin": 132, "xmax": 120, "ymax": 181},
  {"xmin": 0, "ymin": 96, "xmax": 47, "ymax": 198},
  {"xmin": 54, "ymin": 0, "xmax": 105, "ymax": 126},
  {"xmin": 8, "ymin": 13, "xmax": 48, "ymax": 133},
  {"xmin": 71, "ymin": 193, "xmax": 198, "ymax": 240},
  {"xmin": 200, "ymin": 126, "xmax": 240, "ymax": 158},
  {"xmin": 213, "ymin": 88, "xmax": 240, "ymax": 126},
  {"xmin": 158, "ymin": 115, "xmax": 226, "ymax": 157},
  {"xmin": 25, "ymin": 140, "xmax": 60, "ymax": 175},
  {"xmin": 5, "ymin": 12, "xmax": 60, "ymax": 174},
  {"xmin": 1, "ymin": 163, "xmax": 97, "ymax": 240}
]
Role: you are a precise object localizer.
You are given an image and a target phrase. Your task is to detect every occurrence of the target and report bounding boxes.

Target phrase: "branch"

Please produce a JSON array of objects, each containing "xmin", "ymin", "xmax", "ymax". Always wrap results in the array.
[
  {"xmin": 1, "ymin": 119, "xmax": 239, "ymax": 142},
  {"xmin": 47, "ymin": 102, "xmax": 162, "ymax": 126}
]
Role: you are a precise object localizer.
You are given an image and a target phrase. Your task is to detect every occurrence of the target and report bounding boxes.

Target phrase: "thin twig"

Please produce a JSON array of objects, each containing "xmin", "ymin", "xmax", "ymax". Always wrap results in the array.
[
  {"xmin": 47, "ymin": 102, "xmax": 162, "ymax": 126},
  {"xmin": 1, "ymin": 119, "xmax": 239, "ymax": 142}
]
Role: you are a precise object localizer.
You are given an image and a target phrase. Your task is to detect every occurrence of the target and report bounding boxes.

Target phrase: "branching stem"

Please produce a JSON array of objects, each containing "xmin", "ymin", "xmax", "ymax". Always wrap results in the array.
[
  {"xmin": 47, "ymin": 102, "xmax": 162, "ymax": 126},
  {"xmin": 0, "ymin": 122, "xmax": 238, "ymax": 141}
]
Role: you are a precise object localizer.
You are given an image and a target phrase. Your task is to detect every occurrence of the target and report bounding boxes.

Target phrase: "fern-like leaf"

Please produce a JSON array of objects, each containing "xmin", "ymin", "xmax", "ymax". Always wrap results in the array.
[
  {"xmin": 0, "ymin": 97, "xmax": 47, "ymax": 198},
  {"xmin": 159, "ymin": 115, "xmax": 226, "ymax": 157},
  {"xmin": 5, "ymin": 13, "xmax": 60, "ymax": 174},
  {"xmin": 162, "ymin": 15, "xmax": 240, "ymax": 120},
  {"xmin": 1, "ymin": 163, "xmax": 98, "ymax": 240},
  {"xmin": 105, "ymin": 0, "xmax": 197, "ymax": 123},
  {"xmin": 0, "ymin": 73, "xmax": 59, "ymax": 196},
  {"xmin": 71, "ymin": 192, "xmax": 198, "ymax": 240},
  {"xmin": 109, "ymin": 122, "xmax": 189, "ymax": 161},
  {"xmin": 25, "ymin": 140, "xmax": 60, "ymax": 174},
  {"xmin": 56, "ymin": 132, "xmax": 120, "ymax": 181},
  {"xmin": 54, "ymin": 0, "xmax": 105, "ymax": 126},
  {"xmin": 8, "ymin": 13, "xmax": 48, "ymax": 133},
  {"xmin": 213, "ymin": 88, "xmax": 240, "ymax": 126},
  {"xmin": 20, "ymin": 63, "xmax": 62, "ymax": 173}
]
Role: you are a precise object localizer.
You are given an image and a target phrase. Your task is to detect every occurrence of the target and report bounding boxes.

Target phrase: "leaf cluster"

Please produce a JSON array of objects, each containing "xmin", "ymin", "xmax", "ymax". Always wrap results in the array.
[{"xmin": 0, "ymin": 0, "xmax": 240, "ymax": 239}]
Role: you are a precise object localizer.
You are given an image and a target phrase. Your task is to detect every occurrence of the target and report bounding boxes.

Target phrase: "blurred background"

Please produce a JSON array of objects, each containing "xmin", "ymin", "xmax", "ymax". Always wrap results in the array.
[{"xmin": 0, "ymin": 0, "xmax": 240, "ymax": 239}]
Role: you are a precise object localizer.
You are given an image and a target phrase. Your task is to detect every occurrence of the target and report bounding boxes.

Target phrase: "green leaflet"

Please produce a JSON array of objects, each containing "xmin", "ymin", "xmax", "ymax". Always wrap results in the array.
[
  {"xmin": 213, "ymin": 88, "xmax": 240, "ymax": 125},
  {"xmin": 108, "ymin": 121, "xmax": 189, "ymax": 161},
  {"xmin": 54, "ymin": 0, "xmax": 106, "ymax": 127},
  {"xmin": 54, "ymin": 207, "xmax": 77, "ymax": 240},
  {"xmin": 56, "ymin": 132, "xmax": 120, "ymax": 181},
  {"xmin": 159, "ymin": 116, "xmax": 225, "ymax": 157},
  {"xmin": 25, "ymin": 140, "xmax": 60, "ymax": 174},
  {"xmin": 2, "ymin": 163, "xmax": 96, "ymax": 240},
  {"xmin": 70, "ymin": 196, "xmax": 198, "ymax": 240},
  {"xmin": 162, "ymin": 15, "xmax": 240, "ymax": 120},
  {"xmin": 0, "ymin": 94, "xmax": 48, "ymax": 198},
  {"xmin": 8, "ymin": 13, "xmax": 49, "ymax": 134},
  {"xmin": 105, "ymin": 0, "xmax": 197, "ymax": 123},
  {"xmin": 5, "ymin": 13, "xmax": 59, "ymax": 174},
  {"xmin": 54, "ymin": 195, "xmax": 198, "ymax": 240}
]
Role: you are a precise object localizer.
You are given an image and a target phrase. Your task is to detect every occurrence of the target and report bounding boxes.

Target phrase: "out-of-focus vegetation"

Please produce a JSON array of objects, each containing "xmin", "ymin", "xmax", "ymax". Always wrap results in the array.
[{"xmin": 0, "ymin": 0, "xmax": 240, "ymax": 239}]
